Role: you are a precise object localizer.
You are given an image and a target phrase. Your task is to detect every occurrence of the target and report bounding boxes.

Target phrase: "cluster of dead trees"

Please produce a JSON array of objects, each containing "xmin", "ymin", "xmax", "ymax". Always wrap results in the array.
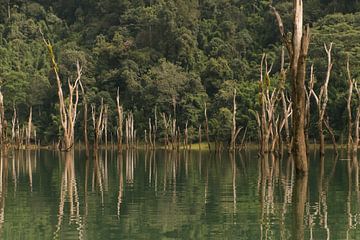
[{"xmin": 0, "ymin": 95, "xmax": 37, "ymax": 150}]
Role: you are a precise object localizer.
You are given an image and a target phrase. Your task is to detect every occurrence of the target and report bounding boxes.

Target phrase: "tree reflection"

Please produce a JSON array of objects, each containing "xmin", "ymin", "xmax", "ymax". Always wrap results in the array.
[{"xmin": 54, "ymin": 151, "xmax": 84, "ymax": 240}]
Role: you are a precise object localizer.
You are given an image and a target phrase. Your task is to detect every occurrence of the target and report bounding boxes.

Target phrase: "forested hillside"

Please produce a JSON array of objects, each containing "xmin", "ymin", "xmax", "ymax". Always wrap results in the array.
[{"xmin": 0, "ymin": 0, "xmax": 359, "ymax": 144}]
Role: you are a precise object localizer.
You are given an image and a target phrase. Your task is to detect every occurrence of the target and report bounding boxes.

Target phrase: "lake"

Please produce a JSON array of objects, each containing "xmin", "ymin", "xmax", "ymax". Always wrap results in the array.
[{"xmin": 0, "ymin": 148, "xmax": 358, "ymax": 239}]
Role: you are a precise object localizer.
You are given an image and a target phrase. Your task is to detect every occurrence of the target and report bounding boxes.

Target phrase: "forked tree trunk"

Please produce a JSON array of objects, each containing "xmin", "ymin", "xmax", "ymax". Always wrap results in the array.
[
  {"xmin": 310, "ymin": 43, "xmax": 333, "ymax": 156},
  {"xmin": 41, "ymin": 33, "xmax": 82, "ymax": 151},
  {"xmin": 271, "ymin": 0, "xmax": 310, "ymax": 174}
]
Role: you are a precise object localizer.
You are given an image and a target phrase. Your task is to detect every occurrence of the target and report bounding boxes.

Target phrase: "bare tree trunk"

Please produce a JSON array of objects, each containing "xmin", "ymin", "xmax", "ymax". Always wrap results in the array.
[
  {"xmin": 11, "ymin": 106, "xmax": 16, "ymax": 145},
  {"xmin": 346, "ymin": 56, "xmax": 355, "ymax": 156},
  {"xmin": 354, "ymin": 83, "xmax": 360, "ymax": 154},
  {"xmin": 103, "ymin": 105, "xmax": 108, "ymax": 148},
  {"xmin": 91, "ymin": 99, "xmax": 104, "ymax": 151},
  {"xmin": 148, "ymin": 118, "xmax": 153, "ymax": 149},
  {"xmin": 0, "ymin": 91, "xmax": 5, "ymax": 147},
  {"xmin": 116, "ymin": 89, "xmax": 123, "ymax": 152},
  {"xmin": 230, "ymin": 89, "xmax": 241, "ymax": 151},
  {"xmin": 198, "ymin": 125, "xmax": 202, "ymax": 150},
  {"xmin": 310, "ymin": 43, "xmax": 333, "ymax": 156},
  {"xmin": 204, "ymin": 103, "xmax": 211, "ymax": 151},
  {"xmin": 161, "ymin": 113, "xmax": 169, "ymax": 150},
  {"xmin": 271, "ymin": 1, "xmax": 310, "ymax": 174},
  {"xmin": 79, "ymin": 82, "xmax": 89, "ymax": 158},
  {"xmin": 41, "ymin": 33, "xmax": 82, "ymax": 151},
  {"xmin": 26, "ymin": 107, "xmax": 32, "ymax": 148},
  {"xmin": 280, "ymin": 47, "xmax": 291, "ymax": 152}
]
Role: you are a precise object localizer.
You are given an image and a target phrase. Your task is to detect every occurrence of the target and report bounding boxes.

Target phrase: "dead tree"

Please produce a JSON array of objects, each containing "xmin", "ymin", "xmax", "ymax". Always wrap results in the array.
[
  {"xmin": 258, "ymin": 54, "xmax": 278, "ymax": 154},
  {"xmin": 279, "ymin": 47, "xmax": 291, "ymax": 152},
  {"xmin": 103, "ymin": 105, "xmax": 108, "ymax": 147},
  {"xmin": 0, "ymin": 91, "xmax": 5, "ymax": 147},
  {"xmin": 271, "ymin": 1, "xmax": 310, "ymax": 173},
  {"xmin": 116, "ymin": 89, "xmax": 123, "ymax": 152},
  {"xmin": 79, "ymin": 81, "xmax": 89, "ymax": 158},
  {"xmin": 230, "ymin": 89, "xmax": 242, "ymax": 151},
  {"xmin": 346, "ymin": 57, "xmax": 356, "ymax": 155},
  {"xmin": 305, "ymin": 65, "xmax": 315, "ymax": 153},
  {"xmin": 354, "ymin": 81, "xmax": 360, "ymax": 154},
  {"xmin": 26, "ymin": 107, "xmax": 32, "ymax": 148},
  {"xmin": 11, "ymin": 106, "xmax": 16, "ymax": 145},
  {"xmin": 125, "ymin": 112, "xmax": 134, "ymax": 149},
  {"xmin": 41, "ymin": 34, "xmax": 82, "ymax": 151},
  {"xmin": 310, "ymin": 43, "xmax": 337, "ymax": 155},
  {"xmin": 91, "ymin": 98, "xmax": 105, "ymax": 151},
  {"xmin": 198, "ymin": 125, "xmax": 202, "ymax": 150},
  {"xmin": 161, "ymin": 113, "xmax": 170, "ymax": 149},
  {"xmin": 204, "ymin": 103, "xmax": 211, "ymax": 151}
]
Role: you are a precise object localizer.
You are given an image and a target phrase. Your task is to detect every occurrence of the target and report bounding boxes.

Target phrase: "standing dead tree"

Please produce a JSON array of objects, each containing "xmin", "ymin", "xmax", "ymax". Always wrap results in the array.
[
  {"xmin": 91, "ymin": 99, "xmax": 105, "ymax": 151},
  {"xmin": 354, "ymin": 81, "xmax": 360, "ymax": 154},
  {"xmin": 161, "ymin": 113, "xmax": 170, "ymax": 149},
  {"xmin": 11, "ymin": 106, "xmax": 16, "ymax": 145},
  {"xmin": 41, "ymin": 33, "xmax": 82, "ymax": 151},
  {"xmin": 229, "ymin": 89, "xmax": 242, "ymax": 151},
  {"xmin": 0, "ymin": 91, "xmax": 5, "ymax": 147},
  {"xmin": 116, "ymin": 89, "xmax": 124, "ymax": 152},
  {"xmin": 79, "ymin": 81, "xmax": 90, "ymax": 158},
  {"xmin": 309, "ymin": 43, "xmax": 337, "ymax": 155},
  {"xmin": 257, "ymin": 54, "xmax": 278, "ymax": 154},
  {"xmin": 204, "ymin": 103, "xmax": 211, "ymax": 151},
  {"xmin": 271, "ymin": 1, "xmax": 310, "ymax": 173},
  {"xmin": 279, "ymin": 47, "xmax": 292, "ymax": 152},
  {"xmin": 346, "ymin": 57, "xmax": 356, "ymax": 155},
  {"xmin": 26, "ymin": 107, "xmax": 32, "ymax": 148}
]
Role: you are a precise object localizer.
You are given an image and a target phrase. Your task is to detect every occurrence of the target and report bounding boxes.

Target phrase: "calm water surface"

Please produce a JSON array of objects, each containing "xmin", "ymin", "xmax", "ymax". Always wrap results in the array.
[{"xmin": 0, "ymin": 149, "xmax": 358, "ymax": 239}]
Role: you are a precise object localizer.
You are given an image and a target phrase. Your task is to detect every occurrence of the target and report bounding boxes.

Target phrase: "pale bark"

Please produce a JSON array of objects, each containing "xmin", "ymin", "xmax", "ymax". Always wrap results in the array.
[
  {"xmin": 230, "ymin": 89, "xmax": 242, "ymax": 151},
  {"xmin": 91, "ymin": 98, "xmax": 104, "ymax": 150},
  {"xmin": 204, "ymin": 103, "xmax": 211, "ymax": 151},
  {"xmin": 346, "ymin": 57, "xmax": 355, "ymax": 155},
  {"xmin": 79, "ymin": 81, "xmax": 89, "ymax": 158},
  {"xmin": 310, "ymin": 43, "xmax": 334, "ymax": 156},
  {"xmin": 26, "ymin": 107, "xmax": 32, "ymax": 147},
  {"xmin": 116, "ymin": 89, "xmax": 123, "ymax": 152},
  {"xmin": 271, "ymin": 1, "xmax": 310, "ymax": 173},
  {"xmin": 41, "ymin": 32, "xmax": 81, "ymax": 151}
]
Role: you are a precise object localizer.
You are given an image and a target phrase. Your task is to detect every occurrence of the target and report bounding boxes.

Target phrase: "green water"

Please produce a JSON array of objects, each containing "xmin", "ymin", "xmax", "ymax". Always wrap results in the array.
[{"xmin": 0, "ymin": 149, "xmax": 358, "ymax": 239}]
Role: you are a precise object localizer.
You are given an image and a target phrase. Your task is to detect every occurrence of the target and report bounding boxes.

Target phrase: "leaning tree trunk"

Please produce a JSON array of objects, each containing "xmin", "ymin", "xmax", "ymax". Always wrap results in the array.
[{"xmin": 271, "ymin": 0, "xmax": 310, "ymax": 174}]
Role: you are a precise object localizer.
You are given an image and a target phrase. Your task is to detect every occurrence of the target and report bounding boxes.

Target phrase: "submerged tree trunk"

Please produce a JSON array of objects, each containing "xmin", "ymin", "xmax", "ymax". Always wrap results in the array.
[
  {"xmin": 204, "ymin": 103, "xmax": 211, "ymax": 151},
  {"xmin": 79, "ymin": 81, "xmax": 89, "ymax": 158},
  {"xmin": 41, "ymin": 33, "xmax": 82, "ymax": 151},
  {"xmin": 346, "ymin": 57, "xmax": 355, "ymax": 156},
  {"xmin": 310, "ymin": 43, "xmax": 333, "ymax": 156},
  {"xmin": 26, "ymin": 107, "xmax": 32, "ymax": 148},
  {"xmin": 271, "ymin": 0, "xmax": 310, "ymax": 174},
  {"xmin": 116, "ymin": 89, "xmax": 123, "ymax": 152}
]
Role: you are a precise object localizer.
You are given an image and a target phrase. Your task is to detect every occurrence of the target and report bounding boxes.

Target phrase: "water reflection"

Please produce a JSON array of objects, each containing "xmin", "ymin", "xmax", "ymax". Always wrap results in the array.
[{"xmin": 0, "ymin": 149, "xmax": 357, "ymax": 239}]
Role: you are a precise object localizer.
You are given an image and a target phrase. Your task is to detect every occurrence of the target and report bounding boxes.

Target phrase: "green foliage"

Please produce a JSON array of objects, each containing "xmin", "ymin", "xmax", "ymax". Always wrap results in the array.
[{"xmin": 0, "ymin": 0, "xmax": 357, "ymax": 143}]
